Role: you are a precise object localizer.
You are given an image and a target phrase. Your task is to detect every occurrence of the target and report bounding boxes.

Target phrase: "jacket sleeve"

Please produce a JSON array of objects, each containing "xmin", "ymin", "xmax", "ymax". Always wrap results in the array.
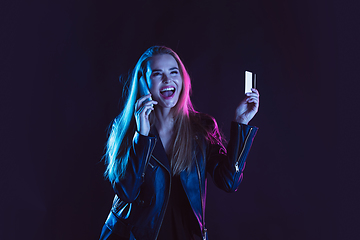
[
  {"xmin": 207, "ymin": 121, "xmax": 258, "ymax": 192},
  {"xmin": 112, "ymin": 131, "xmax": 157, "ymax": 202}
]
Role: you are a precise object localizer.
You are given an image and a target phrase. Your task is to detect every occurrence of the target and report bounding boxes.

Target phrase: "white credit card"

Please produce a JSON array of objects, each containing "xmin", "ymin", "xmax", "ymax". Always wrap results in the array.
[{"xmin": 245, "ymin": 71, "xmax": 256, "ymax": 93}]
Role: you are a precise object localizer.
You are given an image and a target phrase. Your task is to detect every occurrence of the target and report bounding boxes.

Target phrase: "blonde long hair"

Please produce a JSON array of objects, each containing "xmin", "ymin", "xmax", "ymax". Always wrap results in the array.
[{"xmin": 104, "ymin": 46, "xmax": 223, "ymax": 181}]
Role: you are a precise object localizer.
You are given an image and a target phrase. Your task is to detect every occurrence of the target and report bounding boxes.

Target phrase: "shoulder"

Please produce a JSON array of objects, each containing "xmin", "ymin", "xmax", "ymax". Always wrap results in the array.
[
  {"xmin": 190, "ymin": 112, "xmax": 226, "ymax": 146},
  {"xmin": 190, "ymin": 112, "xmax": 223, "ymax": 143},
  {"xmin": 190, "ymin": 112, "xmax": 217, "ymax": 130}
]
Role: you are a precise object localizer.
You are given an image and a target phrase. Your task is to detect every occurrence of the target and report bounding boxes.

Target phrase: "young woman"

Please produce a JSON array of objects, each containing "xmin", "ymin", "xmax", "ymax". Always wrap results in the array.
[{"xmin": 100, "ymin": 46, "xmax": 259, "ymax": 240}]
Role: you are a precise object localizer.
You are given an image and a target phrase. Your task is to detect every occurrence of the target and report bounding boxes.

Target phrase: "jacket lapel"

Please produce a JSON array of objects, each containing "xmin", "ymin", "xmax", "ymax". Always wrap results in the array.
[
  {"xmin": 180, "ymin": 163, "xmax": 202, "ymax": 222},
  {"xmin": 150, "ymin": 127, "xmax": 171, "ymax": 173}
]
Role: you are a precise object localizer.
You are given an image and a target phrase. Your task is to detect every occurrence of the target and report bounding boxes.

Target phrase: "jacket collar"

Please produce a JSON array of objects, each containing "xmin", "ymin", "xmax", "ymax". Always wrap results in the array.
[{"xmin": 150, "ymin": 126, "xmax": 171, "ymax": 174}]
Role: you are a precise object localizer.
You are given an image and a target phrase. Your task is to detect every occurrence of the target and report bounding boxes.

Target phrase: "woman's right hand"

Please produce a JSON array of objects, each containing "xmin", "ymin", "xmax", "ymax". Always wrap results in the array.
[{"xmin": 134, "ymin": 94, "xmax": 158, "ymax": 136}]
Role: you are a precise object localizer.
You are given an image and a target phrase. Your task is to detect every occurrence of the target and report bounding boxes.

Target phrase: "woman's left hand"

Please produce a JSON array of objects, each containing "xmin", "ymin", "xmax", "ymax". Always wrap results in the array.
[{"xmin": 234, "ymin": 88, "xmax": 260, "ymax": 125}]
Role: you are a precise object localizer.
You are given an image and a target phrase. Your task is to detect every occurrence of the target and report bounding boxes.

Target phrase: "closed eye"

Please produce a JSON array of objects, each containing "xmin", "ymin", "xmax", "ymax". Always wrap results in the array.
[{"xmin": 152, "ymin": 72, "xmax": 162, "ymax": 77}]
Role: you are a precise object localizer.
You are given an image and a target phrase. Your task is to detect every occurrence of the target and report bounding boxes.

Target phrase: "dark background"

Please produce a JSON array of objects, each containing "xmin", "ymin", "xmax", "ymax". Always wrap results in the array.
[{"xmin": 1, "ymin": 0, "xmax": 359, "ymax": 239}]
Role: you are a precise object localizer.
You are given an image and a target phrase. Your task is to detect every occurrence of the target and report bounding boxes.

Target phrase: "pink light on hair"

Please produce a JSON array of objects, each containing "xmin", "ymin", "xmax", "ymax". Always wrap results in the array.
[{"xmin": 168, "ymin": 50, "xmax": 196, "ymax": 117}]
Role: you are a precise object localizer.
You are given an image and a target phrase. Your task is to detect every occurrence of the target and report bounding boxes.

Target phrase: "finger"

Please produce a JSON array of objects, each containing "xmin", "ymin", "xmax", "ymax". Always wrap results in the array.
[
  {"xmin": 143, "ymin": 100, "xmax": 158, "ymax": 107},
  {"xmin": 251, "ymin": 88, "xmax": 259, "ymax": 93},
  {"xmin": 244, "ymin": 96, "xmax": 258, "ymax": 104},
  {"xmin": 247, "ymin": 95, "xmax": 259, "ymax": 100},
  {"xmin": 246, "ymin": 96, "xmax": 259, "ymax": 102},
  {"xmin": 247, "ymin": 100, "xmax": 259, "ymax": 105},
  {"xmin": 139, "ymin": 102, "xmax": 156, "ymax": 114},
  {"xmin": 245, "ymin": 92, "xmax": 260, "ymax": 97},
  {"xmin": 251, "ymin": 88, "xmax": 260, "ymax": 96},
  {"xmin": 145, "ymin": 107, "xmax": 154, "ymax": 116},
  {"xmin": 246, "ymin": 92, "xmax": 259, "ymax": 98},
  {"xmin": 135, "ymin": 105, "xmax": 145, "ymax": 115},
  {"xmin": 140, "ymin": 104, "xmax": 155, "ymax": 116},
  {"xmin": 139, "ymin": 93, "xmax": 152, "ymax": 101},
  {"xmin": 136, "ymin": 102, "xmax": 154, "ymax": 114},
  {"xmin": 247, "ymin": 101, "xmax": 259, "ymax": 109},
  {"xmin": 135, "ymin": 94, "xmax": 152, "ymax": 110}
]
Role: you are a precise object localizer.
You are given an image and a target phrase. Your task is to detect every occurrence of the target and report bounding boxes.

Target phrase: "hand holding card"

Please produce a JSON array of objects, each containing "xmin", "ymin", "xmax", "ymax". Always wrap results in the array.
[{"xmin": 233, "ymin": 71, "xmax": 259, "ymax": 124}]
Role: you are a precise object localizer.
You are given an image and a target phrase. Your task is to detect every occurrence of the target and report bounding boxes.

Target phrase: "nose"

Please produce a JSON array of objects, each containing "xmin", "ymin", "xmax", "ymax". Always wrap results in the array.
[{"xmin": 162, "ymin": 73, "xmax": 171, "ymax": 83}]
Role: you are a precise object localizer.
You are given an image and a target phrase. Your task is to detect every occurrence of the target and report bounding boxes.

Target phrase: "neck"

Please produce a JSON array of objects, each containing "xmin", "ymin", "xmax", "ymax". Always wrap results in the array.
[{"xmin": 154, "ymin": 107, "xmax": 175, "ymax": 133}]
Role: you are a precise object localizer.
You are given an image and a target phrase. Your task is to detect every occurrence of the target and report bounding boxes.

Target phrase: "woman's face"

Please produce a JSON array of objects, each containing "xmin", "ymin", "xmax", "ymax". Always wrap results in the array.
[{"xmin": 146, "ymin": 54, "xmax": 183, "ymax": 109}]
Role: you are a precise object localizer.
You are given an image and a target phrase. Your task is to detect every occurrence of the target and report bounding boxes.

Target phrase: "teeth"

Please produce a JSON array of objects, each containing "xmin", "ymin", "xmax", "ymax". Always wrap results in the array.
[{"xmin": 160, "ymin": 87, "xmax": 175, "ymax": 92}]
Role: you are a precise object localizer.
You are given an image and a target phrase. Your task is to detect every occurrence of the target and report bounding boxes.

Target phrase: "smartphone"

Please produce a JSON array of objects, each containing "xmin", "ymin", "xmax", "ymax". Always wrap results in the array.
[
  {"xmin": 139, "ymin": 76, "xmax": 152, "ymax": 101},
  {"xmin": 245, "ymin": 71, "xmax": 256, "ymax": 93}
]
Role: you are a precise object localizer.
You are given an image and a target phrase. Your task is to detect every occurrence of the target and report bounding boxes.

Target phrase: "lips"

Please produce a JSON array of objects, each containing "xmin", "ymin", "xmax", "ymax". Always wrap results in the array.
[{"xmin": 160, "ymin": 86, "xmax": 176, "ymax": 99}]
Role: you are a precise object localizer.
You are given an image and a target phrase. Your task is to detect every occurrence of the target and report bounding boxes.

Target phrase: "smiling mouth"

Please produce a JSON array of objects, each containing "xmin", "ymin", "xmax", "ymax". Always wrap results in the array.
[{"xmin": 160, "ymin": 87, "xmax": 175, "ymax": 98}]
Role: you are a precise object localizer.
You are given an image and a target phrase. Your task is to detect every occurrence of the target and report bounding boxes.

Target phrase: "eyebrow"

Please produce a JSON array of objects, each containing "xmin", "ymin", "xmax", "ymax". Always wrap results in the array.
[{"xmin": 152, "ymin": 67, "xmax": 179, "ymax": 72}]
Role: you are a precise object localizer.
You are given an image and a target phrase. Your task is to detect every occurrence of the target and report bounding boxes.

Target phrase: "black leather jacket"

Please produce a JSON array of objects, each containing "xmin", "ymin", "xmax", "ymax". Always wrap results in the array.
[{"xmin": 101, "ymin": 120, "xmax": 258, "ymax": 240}]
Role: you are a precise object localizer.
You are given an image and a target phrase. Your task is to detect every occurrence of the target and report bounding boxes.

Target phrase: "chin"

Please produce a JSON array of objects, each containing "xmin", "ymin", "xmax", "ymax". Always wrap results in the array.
[
  {"xmin": 161, "ymin": 101, "xmax": 178, "ymax": 109},
  {"xmin": 160, "ymin": 97, "xmax": 180, "ymax": 109}
]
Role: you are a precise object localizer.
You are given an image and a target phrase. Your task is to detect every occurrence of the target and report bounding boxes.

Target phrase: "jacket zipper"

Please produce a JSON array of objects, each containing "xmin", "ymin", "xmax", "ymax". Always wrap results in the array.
[
  {"xmin": 234, "ymin": 127, "xmax": 253, "ymax": 173},
  {"xmin": 148, "ymin": 162, "xmax": 155, "ymax": 168},
  {"xmin": 152, "ymin": 155, "xmax": 171, "ymax": 240},
  {"xmin": 142, "ymin": 138, "xmax": 157, "ymax": 178},
  {"xmin": 195, "ymin": 160, "xmax": 207, "ymax": 240}
]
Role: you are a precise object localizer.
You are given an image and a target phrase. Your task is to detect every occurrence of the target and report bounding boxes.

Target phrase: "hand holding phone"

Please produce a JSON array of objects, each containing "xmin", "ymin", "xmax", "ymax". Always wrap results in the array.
[{"xmin": 135, "ymin": 76, "xmax": 157, "ymax": 136}]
